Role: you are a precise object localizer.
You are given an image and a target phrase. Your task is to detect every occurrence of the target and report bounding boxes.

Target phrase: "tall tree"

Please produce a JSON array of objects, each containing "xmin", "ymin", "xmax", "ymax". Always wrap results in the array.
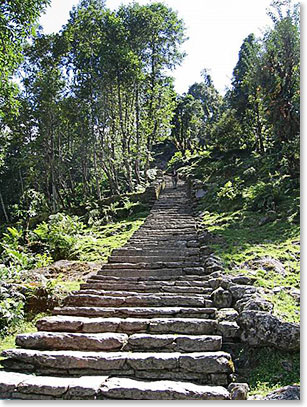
[
  {"xmin": 188, "ymin": 69, "xmax": 222, "ymax": 146},
  {"xmin": 259, "ymin": 0, "xmax": 300, "ymax": 176},
  {"xmin": 170, "ymin": 94, "xmax": 203, "ymax": 155}
]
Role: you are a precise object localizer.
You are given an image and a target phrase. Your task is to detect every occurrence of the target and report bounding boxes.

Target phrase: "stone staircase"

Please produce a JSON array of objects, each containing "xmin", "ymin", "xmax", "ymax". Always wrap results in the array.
[{"xmin": 0, "ymin": 179, "xmax": 243, "ymax": 400}]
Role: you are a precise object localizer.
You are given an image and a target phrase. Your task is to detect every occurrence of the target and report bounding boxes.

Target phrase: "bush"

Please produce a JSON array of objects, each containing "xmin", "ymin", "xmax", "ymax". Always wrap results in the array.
[
  {"xmin": 243, "ymin": 180, "xmax": 283, "ymax": 211},
  {"xmin": 0, "ymin": 268, "xmax": 25, "ymax": 336},
  {"xmin": 34, "ymin": 213, "xmax": 86, "ymax": 260}
]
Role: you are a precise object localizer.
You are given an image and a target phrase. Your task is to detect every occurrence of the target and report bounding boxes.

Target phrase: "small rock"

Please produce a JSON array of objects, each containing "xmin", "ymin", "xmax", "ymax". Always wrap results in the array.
[
  {"xmin": 228, "ymin": 383, "xmax": 249, "ymax": 400},
  {"xmin": 211, "ymin": 287, "xmax": 233, "ymax": 308},
  {"xmin": 216, "ymin": 308, "xmax": 239, "ymax": 322},
  {"xmin": 289, "ymin": 288, "xmax": 300, "ymax": 303},
  {"xmin": 235, "ymin": 295, "xmax": 274, "ymax": 313},
  {"xmin": 265, "ymin": 385, "xmax": 300, "ymax": 400}
]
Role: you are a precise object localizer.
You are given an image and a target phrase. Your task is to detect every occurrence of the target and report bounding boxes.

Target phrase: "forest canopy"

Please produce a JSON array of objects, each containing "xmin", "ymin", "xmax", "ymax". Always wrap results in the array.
[{"xmin": 0, "ymin": 0, "xmax": 299, "ymax": 224}]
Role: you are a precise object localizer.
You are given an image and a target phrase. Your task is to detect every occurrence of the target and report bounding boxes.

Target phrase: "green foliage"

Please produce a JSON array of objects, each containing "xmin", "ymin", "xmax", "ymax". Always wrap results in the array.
[
  {"xmin": 170, "ymin": 94, "xmax": 203, "ymax": 155},
  {"xmin": 0, "ymin": 319, "xmax": 38, "ymax": 358},
  {"xmin": 0, "ymin": 0, "xmax": 50, "ymax": 120},
  {"xmin": 243, "ymin": 347, "xmax": 300, "ymax": 396},
  {"xmin": 34, "ymin": 213, "xmax": 85, "ymax": 260},
  {"xmin": 217, "ymin": 177, "xmax": 243, "ymax": 202},
  {"xmin": 201, "ymin": 208, "xmax": 299, "ymax": 322},
  {"xmin": 0, "ymin": 278, "xmax": 25, "ymax": 336},
  {"xmin": 72, "ymin": 213, "xmax": 148, "ymax": 262}
]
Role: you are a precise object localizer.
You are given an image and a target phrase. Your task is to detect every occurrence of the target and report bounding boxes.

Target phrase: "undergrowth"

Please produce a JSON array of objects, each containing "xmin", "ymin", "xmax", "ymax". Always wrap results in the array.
[
  {"xmin": 175, "ymin": 148, "xmax": 300, "ymax": 397},
  {"xmin": 201, "ymin": 209, "xmax": 300, "ymax": 323},
  {"xmin": 240, "ymin": 347, "xmax": 300, "ymax": 397}
]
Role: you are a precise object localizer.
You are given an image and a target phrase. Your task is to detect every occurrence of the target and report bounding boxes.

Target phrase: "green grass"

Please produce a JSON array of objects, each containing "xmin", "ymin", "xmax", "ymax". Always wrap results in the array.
[
  {"xmin": 72, "ymin": 211, "xmax": 149, "ymax": 262},
  {"xmin": 201, "ymin": 209, "xmax": 300, "ymax": 323},
  {"xmin": 0, "ymin": 317, "xmax": 42, "ymax": 362},
  {"xmin": 241, "ymin": 347, "xmax": 300, "ymax": 397}
]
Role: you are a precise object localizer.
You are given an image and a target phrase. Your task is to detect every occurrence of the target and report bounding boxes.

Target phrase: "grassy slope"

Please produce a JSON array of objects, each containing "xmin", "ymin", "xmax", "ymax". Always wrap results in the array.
[
  {"xmin": 178, "ymin": 150, "xmax": 300, "ymax": 396},
  {"xmin": 72, "ymin": 211, "xmax": 149, "ymax": 262}
]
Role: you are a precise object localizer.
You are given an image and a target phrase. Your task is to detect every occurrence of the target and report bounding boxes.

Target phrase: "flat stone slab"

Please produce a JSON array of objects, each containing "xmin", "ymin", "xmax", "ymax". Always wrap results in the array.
[
  {"xmin": 64, "ymin": 293, "xmax": 210, "ymax": 308},
  {"xmin": 0, "ymin": 371, "xmax": 108, "ymax": 399},
  {"xmin": 80, "ymin": 283, "xmax": 211, "ymax": 294},
  {"xmin": 0, "ymin": 371, "xmax": 231, "ymax": 400},
  {"xmin": 35, "ymin": 316, "xmax": 218, "ymax": 334},
  {"xmin": 2, "ymin": 349, "xmax": 233, "ymax": 375},
  {"xmin": 15, "ymin": 331, "xmax": 222, "ymax": 352},
  {"xmin": 53, "ymin": 306, "xmax": 216, "ymax": 319},
  {"xmin": 16, "ymin": 332, "xmax": 128, "ymax": 351},
  {"xmin": 99, "ymin": 377, "xmax": 231, "ymax": 400}
]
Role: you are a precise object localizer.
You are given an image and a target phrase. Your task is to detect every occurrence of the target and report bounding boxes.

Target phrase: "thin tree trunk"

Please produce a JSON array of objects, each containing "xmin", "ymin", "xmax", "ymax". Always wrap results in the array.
[{"xmin": 0, "ymin": 190, "xmax": 9, "ymax": 222}]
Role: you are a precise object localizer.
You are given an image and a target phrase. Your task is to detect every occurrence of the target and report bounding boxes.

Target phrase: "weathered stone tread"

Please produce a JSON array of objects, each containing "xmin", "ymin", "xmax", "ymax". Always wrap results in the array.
[
  {"xmin": 36, "ymin": 315, "xmax": 218, "ymax": 334},
  {"xmin": 53, "ymin": 306, "xmax": 217, "ymax": 319},
  {"xmin": 15, "ymin": 332, "xmax": 222, "ymax": 352},
  {"xmin": 0, "ymin": 371, "xmax": 230, "ymax": 400}
]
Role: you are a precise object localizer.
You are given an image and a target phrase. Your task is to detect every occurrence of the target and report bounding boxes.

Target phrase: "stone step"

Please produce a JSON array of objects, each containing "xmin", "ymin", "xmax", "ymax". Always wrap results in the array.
[
  {"xmin": 87, "ymin": 278, "xmax": 211, "ymax": 288},
  {"xmin": 136, "ymin": 228, "xmax": 196, "ymax": 233},
  {"xmin": 112, "ymin": 248, "xmax": 200, "ymax": 256},
  {"xmin": 15, "ymin": 332, "xmax": 222, "ymax": 352},
  {"xmin": 87, "ymin": 275, "xmax": 211, "ymax": 283},
  {"xmin": 129, "ymin": 234, "xmax": 197, "ymax": 240},
  {"xmin": 53, "ymin": 306, "xmax": 217, "ymax": 319},
  {"xmin": 99, "ymin": 263, "xmax": 204, "ymax": 271},
  {"xmin": 1, "ymin": 349, "xmax": 233, "ymax": 384},
  {"xmin": 35, "ymin": 316, "xmax": 219, "ymax": 335},
  {"xmin": 127, "ymin": 239, "xmax": 200, "ymax": 246},
  {"xmin": 96, "ymin": 269, "xmax": 208, "ymax": 279},
  {"xmin": 77, "ymin": 288, "xmax": 212, "ymax": 297},
  {"xmin": 131, "ymin": 233, "xmax": 197, "ymax": 239},
  {"xmin": 63, "ymin": 293, "xmax": 213, "ymax": 308},
  {"xmin": 80, "ymin": 282, "xmax": 212, "ymax": 294},
  {"xmin": 100, "ymin": 262, "xmax": 197, "ymax": 269},
  {"xmin": 0, "ymin": 371, "xmax": 231, "ymax": 400},
  {"xmin": 97, "ymin": 269, "xmax": 183, "ymax": 278},
  {"xmin": 108, "ymin": 256, "xmax": 200, "ymax": 263},
  {"xmin": 141, "ymin": 224, "xmax": 196, "ymax": 229}
]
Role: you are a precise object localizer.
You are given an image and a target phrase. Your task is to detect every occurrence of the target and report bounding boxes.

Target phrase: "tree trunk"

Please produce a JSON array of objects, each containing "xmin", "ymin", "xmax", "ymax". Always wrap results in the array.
[{"xmin": 0, "ymin": 190, "xmax": 9, "ymax": 222}]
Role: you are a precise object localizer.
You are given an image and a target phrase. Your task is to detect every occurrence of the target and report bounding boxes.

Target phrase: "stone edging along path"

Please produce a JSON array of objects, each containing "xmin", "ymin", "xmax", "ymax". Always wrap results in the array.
[{"xmin": 0, "ymin": 177, "xmax": 297, "ymax": 400}]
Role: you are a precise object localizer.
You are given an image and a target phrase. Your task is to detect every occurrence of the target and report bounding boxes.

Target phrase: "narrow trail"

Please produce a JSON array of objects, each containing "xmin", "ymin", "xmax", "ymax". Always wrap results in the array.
[{"xmin": 0, "ymin": 179, "xmax": 242, "ymax": 400}]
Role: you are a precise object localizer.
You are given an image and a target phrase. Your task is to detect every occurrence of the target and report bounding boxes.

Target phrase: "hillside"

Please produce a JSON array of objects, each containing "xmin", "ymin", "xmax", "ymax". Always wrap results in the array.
[{"xmin": 0, "ymin": 0, "xmax": 300, "ymax": 401}]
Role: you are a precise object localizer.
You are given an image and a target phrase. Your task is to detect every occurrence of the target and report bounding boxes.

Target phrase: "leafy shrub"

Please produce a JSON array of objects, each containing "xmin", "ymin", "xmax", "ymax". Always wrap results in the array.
[
  {"xmin": 0, "ymin": 270, "xmax": 25, "ymax": 336},
  {"xmin": 10, "ymin": 189, "xmax": 48, "ymax": 225},
  {"xmin": 243, "ymin": 180, "xmax": 283, "ymax": 211},
  {"xmin": 217, "ymin": 177, "xmax": 243, "ymax": 202},
  {"xmin": 34, "ymin": 213, "xmax": 86, "ymax": 260}
]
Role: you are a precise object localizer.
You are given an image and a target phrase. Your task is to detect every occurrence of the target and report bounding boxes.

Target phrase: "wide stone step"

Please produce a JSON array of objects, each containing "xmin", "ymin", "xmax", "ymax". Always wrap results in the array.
[
  {"xmin": 96, "ymin": 269, "xmax": 183, "ymax": 278},
  {"xmin": 77, "ymin": 288, "xmax": 212, "ymax": 297},
  {"xmin": 131, "ymin": 233, "xmax": 197, "ymax": 239},
  {"xmin": 108, "ymin": 256, "xmax": 200, "ymax": 263},
  {"xmin": 15, "ymin": 331, "xmax": 222, "ymax": 352},
  {"xmin": 87, "ymin": 275, "xmax": 211, "ymax": 284},
  {"xmin": 80, "ymin": 282, "xmax": 212, "ymax": 294},
  {"xmin": 0, "ymin": 371, "xmax": 231, "ymax": 400},
  {"xmin": 1, "ymin": 349, "xmax": 233, "ymax": 383},
  {"xmin": 100, "ymin": 262, "xmax": 199, "ymax": 269},
  {"xmin": 63, "ymin": 293, "xmax": 213, "ymax": 308},
  {"xmin": 129, "ymin": 234, "xmax": 196, "ymax": 240},
  {"xmin": 141, "ymin": 224, "xmax": 196, "ymax": 229},
  {"xmin": 53, "ymin": 306, "xmax": 217, "ymax": 319},
  {"xmin": 96, "ymin": 269, "xmax": 209, "ymax": 279},
  {"xmin": 35, "ymin": 316, "xmax": 219, "ymax": 334},
  {"xmin": 112, "ymin": 248, "xmax": 200, "ymax": 256}
]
